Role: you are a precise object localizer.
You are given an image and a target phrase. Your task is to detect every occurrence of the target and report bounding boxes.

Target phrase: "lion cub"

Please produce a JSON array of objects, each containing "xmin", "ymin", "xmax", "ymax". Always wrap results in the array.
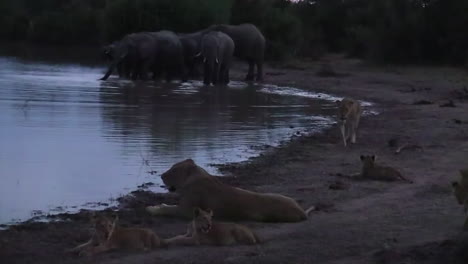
[
  {"xmin": 359, "ymin": 155, "xmax": 411, "ymax": 182},
  {"xmin": 165, "ymin": 208, "xmax": 259, "ymax": 246},
  {"xmin": 452, "ymin": 170, "xmax": 468, "ymax": 212},
  {"xmin": 336, "ymin": 98, "xmax": 362, "ymax": 147},
  {"xmin": 452, "ymin": 170, "xmax": 468, "ymax": 228},
  {"xmin": 75, "ymin": 214, "xmax": 162, "ymax": 256}
]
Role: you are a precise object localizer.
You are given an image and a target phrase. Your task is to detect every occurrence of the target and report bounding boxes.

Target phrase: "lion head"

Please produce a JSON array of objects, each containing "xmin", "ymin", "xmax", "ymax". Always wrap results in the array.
[
  {"xmin": 336, "ymin": 98, "xmax": 356, "ymax": 125},
  {"xmin": 161, "ymin": 159, "xmax": 208, "ymax": 192},
  {"xmin": 360, "ymin": 155, "xmax": 376, "ymax": 169},
  {"xmin": 193, "ymin": 207, "xmax": 213, "ymax": 233},
  {"xmin": 91, "ymin": 213, "xmax": 117, "ymax": 239},
  {"xmin": 452, "ymin": 170, "xmax": 468, "ymax": 205}
]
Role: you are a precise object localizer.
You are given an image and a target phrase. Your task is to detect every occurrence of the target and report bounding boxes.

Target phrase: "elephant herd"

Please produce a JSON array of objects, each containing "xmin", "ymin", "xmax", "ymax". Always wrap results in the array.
[{"xmin": 100, "ymin": 24, "xmax": 265, "ymax": 85}]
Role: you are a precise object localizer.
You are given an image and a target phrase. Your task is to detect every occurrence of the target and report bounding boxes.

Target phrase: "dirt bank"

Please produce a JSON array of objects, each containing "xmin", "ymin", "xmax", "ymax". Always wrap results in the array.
[{"xmin": 2, "ymin": 55, "xmax": 468, "ymax": 264}]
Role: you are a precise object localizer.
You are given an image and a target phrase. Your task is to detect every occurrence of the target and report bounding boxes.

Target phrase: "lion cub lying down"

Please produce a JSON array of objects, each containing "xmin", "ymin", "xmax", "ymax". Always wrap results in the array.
[
  {"xmin": 69, "ymin": 213, "xmax": 163, "ymax": 256},
  {"xmin": 165, "ymin": 208, "xmax": 259, "ymax": 246},
  {"xmin": 359, "ymin": 155, "xmax": 412, "ymax": 183}
]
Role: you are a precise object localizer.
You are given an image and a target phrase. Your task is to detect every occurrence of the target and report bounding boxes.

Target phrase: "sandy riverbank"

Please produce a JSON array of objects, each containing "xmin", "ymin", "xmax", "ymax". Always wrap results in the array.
[{"xmin": 1, "ymin": 55, "xmax": 468, "ymax": 264}]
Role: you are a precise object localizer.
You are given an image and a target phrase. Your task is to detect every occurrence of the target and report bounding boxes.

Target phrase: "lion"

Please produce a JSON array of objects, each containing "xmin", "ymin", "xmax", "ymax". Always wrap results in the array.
[
  {"xmin": 336, "ymin": 98, "xmax": 362, "ymax": 147},
  {"xmin": 452, "ymin": 169, "xmax": 468, "ymax": 211},
  {"xmin": 70, "ymin": 213, "xmax": 163, "ymax": 256},
  {"xmin": 452, "ymin": 170, "xmax": 468, "ymax": 228},
  {"xmin": 146, "ymin": 159, "xmax": 315, "ymax": 222},
  {"xmin": 359, "ymin": 155, "xmax": 412, "ymax": 183},
  {"xmin": 165, "ymin": 207, "xmax": 259, "ymax": 246}
]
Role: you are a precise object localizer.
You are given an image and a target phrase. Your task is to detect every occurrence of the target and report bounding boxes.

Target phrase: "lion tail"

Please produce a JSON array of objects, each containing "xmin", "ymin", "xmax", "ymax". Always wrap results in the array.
[
  {"xmin": 400, "ymin": 175, "xmax": 414, "ymax": 184},
  {"xmin": 304, "ymin": 206, "xmax": 316, "ymax": 217}
]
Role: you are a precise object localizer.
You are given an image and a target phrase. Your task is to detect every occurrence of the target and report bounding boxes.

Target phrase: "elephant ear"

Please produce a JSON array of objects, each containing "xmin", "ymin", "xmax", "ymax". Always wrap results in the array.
[{"xmin": 118, "ymin": 49, "xmax": 128, "ymax": 60}]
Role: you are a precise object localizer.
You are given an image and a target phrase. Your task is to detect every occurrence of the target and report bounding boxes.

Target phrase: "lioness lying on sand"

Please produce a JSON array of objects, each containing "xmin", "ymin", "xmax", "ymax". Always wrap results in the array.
[
  {"xmin": 69, "ymin": 213, "xmax": 163, "ymax": 256},
  {"xmin": 165, "ymin": 207, "xmax": 259, "ymax": 246},
  {"xmin": 147, "ymin": 159, "xmax": 314, "ymax": 222}
]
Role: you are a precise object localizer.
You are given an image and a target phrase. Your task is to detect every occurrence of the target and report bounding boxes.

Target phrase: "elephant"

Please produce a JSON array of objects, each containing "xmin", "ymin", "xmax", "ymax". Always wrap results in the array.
[
  {"xmin": 198, "ymin": 31, "xmax": 235, "ymax": 85},
  {"xmin": 207, "ymin": 23, "xmax": 265, "ymax": 82},
  {"xmin": 149, "ymin": 30, "xmax": 187, "ymax": 82},
  {"xmin": 100, "ymin": 31, "xmax": 186, "ymax": 81},
  {"xmin": 100, "ymin": 32, "xmax": 157, "ymax": 81},
  {"xmin": 178, "ymin": 31, "xmax": 205, "ymax": 79},
  {"xmin": 102, "ymin": 41, "xmax": 131, "ymax": 78}
]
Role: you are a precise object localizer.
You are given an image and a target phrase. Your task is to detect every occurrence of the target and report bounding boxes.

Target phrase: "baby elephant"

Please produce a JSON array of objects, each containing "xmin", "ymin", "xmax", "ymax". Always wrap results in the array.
[
  {"xmin": 197, "ymin": 31, "xmax": 235, "ymax": 85},
  {"xmin": 359, "ymin": 155, "xmax": 412, "ymax": 183},
  {"xmin": 165, "ymin": 208, "xmax": 260, "ymax": 246}
]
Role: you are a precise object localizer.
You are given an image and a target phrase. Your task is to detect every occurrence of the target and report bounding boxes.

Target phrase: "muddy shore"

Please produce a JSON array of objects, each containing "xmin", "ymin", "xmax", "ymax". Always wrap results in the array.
[{"xmin": 2, "ymin": 55, "xmax": 468, "ymax": 264}]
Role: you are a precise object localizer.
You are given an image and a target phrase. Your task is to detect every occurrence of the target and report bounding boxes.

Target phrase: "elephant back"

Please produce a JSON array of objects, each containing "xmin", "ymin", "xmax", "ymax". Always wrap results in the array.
[{"xmin": 208, "ymin": 24, "xmax": 265, "ymax": 60}]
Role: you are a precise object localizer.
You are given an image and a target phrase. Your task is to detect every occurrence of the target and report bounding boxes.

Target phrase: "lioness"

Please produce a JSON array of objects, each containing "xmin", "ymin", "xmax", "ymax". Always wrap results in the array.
[
  {"xmin": 336, "ymin": 98, "xmax": 362, "ymax": 147},
  {"xmin": 165, "ymin": 207, "xmax": 259, "ymax": 246},
  {"xmin": 146, "ymin": 159, "xmax": 314, "ymax": 222},
  {"xmin": 359, "ymin": 155, "xmax": 412, "ymax": 182},
  {"xmin": 75, "ymin": 214, "xmax": 162, "ymax": 256}
]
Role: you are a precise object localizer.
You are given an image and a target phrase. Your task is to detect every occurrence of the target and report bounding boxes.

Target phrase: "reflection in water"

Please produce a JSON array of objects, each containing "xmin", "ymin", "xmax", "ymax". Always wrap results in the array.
[{"xmin": 0, "ymin": 56, "xmax": 338, "ymax": 225}]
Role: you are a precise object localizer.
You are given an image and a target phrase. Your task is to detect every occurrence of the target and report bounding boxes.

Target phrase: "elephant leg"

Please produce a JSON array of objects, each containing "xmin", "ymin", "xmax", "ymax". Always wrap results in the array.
[
  {"xmin": 203, "ymin": 62, "xmax": 211, "ymax": 85},
  {"xmin": 117, "ymin": 62, "xmax": 123, "ymax": 78},
  {"xmin": 256, "ymin": 60, "xmax": 264, "ymax": 82},
  {"xmin": 246, "ymin": 60, "xmax": 255, "ymax": 81},
  {"xmin": 212, "ymin": 63, "xmax": 220, "ymax": 85},
  {"xmin": 220, "ymin": 64, "xmax": 229, "ymax": 85},
  {"xmin": 224, "ymin": 67, "xmax": 230, "ymax": 84}
]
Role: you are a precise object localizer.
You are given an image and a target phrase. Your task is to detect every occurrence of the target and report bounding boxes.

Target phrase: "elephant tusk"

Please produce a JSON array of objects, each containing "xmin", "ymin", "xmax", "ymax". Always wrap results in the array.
[
  {"xmin": 194, "ymin": 52, "xmax": 202, "ymax": 58},
  {"xmin": 215, "ymin": 58, "xmax": 219, "ymax": 64},
  {"xmin": 203, "ymin": 58, "xmax": 207, "ymax": 63}
]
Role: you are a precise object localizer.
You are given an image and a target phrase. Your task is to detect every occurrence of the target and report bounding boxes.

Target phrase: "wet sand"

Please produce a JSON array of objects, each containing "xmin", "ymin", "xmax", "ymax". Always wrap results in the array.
[{"xmin": 2, "ymin": 55, "xmax": 468, "ymax": 264}]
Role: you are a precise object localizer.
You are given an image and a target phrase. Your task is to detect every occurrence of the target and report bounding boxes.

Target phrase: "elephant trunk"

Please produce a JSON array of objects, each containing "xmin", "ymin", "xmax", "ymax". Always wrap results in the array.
[
  {"xmin": 100, "ymin": 52, "xmax": 127, "ymax": 81},
  {"xmin": 100, "ymin": 61, "xmax": 116, "ymax": 80}
]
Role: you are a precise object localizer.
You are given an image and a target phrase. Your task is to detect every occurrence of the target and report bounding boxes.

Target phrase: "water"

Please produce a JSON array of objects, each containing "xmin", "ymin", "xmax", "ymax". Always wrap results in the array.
[{"xmin": 0, "ymin": 53, "xmax": 359, "ymax": 225}]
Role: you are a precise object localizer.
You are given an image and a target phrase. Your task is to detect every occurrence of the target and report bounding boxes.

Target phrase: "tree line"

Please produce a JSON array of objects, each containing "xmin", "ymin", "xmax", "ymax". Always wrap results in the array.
[{"xmin": 1, "ymin": 0, "xmax": 468, "ymax": 64}]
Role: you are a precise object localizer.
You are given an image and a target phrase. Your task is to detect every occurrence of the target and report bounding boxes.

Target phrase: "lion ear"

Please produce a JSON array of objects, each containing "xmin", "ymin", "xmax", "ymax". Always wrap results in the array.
[
  {"xmin": 460, "ymin": 169, "xmax": 468, "ymax": 179},
  {"xmin": 371, "ymin": 155, "xmax": 376, "ymax": 162},
  {"xmin": 335, "ymin": 100, "xmax": 341, "ymax": 105},
  {"xmin": 186, "ymin": 159, "xmax": 195, "ymax": 164},
  {"xmin": 360, "ymin": 155, "xmax": 365, "ymax": 161},
  {"xmin": 452, "ymin": 181, "xmax": 459, "ymax": 187},
  {"xmin": 206, "ymin": 209, "xmax": 213, "ymax": 217},
  {"xmin": 89, "ymin": 211, "xmax": 97, "ymax": 221},
  {"xmin": 112, "ymin": 214, "xmax": 119, "ymax": 223},
  {"xmin": 193, "ymin": 207, "xmax": 201, "ymax": 217}
]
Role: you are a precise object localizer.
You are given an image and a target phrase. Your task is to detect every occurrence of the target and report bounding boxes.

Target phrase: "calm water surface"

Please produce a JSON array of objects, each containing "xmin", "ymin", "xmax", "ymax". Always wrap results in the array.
[{"xmin": 0, "ymin": 54, "xmax": 345, "ymax": 224}]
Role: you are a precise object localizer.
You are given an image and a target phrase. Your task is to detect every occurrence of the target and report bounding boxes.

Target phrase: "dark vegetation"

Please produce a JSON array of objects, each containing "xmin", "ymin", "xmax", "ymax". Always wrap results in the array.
[{"xmin": 1, "ymin": 0, "xmax": 468, "ymax": 64}]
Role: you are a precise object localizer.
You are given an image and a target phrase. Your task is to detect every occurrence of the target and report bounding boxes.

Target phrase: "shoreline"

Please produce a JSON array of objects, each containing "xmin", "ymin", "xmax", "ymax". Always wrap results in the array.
[{"xmin": 2, "ymin": 55, "xmax": 468, "ymax": 263}]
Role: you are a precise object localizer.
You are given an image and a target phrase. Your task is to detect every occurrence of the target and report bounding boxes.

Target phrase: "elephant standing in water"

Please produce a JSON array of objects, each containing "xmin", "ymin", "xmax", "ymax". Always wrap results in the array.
[
  {"xmin": 100, "ymin": 31, "xmax": 186, "ymax": 81},
  {"xmin": 198, "ymin": 31, "xmax": 234, "ymax": 85},
  {"xmin": 208, "ymin": 23, "xmax": 265, "ymax": 82},
  {"xmin": 178, "ymin": 31, "xmax": 205, "ymax": 79},
  {"xmin": 100, "ymin": 32, "xmax": 156, "ymax": 81},
  {"xmin": 102, "ymin": 42, "xmax": 131, "ymax": 78},
  {"xmin": 149, "ymin": 31, "xmax": 187, "ymax": 82}
]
